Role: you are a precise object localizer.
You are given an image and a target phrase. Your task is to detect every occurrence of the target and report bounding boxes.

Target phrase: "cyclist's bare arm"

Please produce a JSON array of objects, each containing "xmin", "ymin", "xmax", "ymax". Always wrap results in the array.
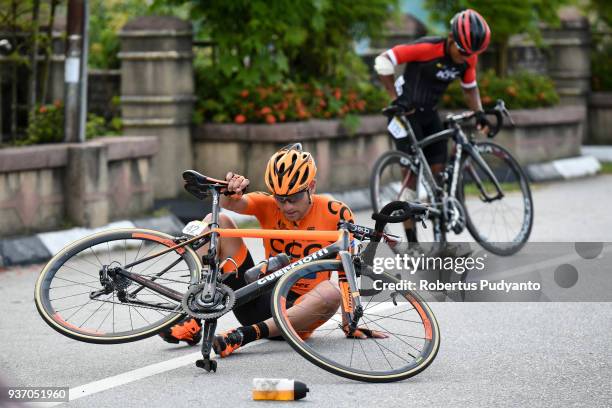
[
  {"xmin": 462, "ymin": 85, "xmax": 484, "ymax": 112},
  {"xmin": 462, "ymin": 86, "xmax": 489, "ymax": 134},
  {"xmin": 376, "ymin": 53, "xmax": 398, "ymax": 99},
  {"xmin": 219, "ymin": 172, "xmax": 250, "ymax": 213},
  {"xmin": 379, "ymin": 74, "xmax": 398, "ymax": 100}
]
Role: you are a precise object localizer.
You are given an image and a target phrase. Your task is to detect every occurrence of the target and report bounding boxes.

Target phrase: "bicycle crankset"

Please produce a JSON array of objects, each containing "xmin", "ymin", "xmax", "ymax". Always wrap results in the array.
[
  {"xmin": 182, "ymin": 283, "xmax": 236, "ymax": 320},
  {"xmin": 443, "ymin": 196, "xmax": 466, "ymax": 234}
]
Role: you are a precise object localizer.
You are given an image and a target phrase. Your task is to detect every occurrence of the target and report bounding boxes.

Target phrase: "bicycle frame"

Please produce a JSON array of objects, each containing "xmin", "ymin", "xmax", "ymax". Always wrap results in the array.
[
  {"xmin": 393, "ymin": 114, "xmax": 506, "ymax": 228},
  {"xmin": 102, "ymin": 187, "xmax": 366, "ymax": 369}
]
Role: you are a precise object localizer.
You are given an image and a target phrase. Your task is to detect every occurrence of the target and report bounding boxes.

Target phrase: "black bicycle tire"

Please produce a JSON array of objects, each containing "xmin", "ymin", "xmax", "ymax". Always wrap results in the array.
[
  {"xmin": 271, "ymin": 260, "xmax": 440, "ymax": 383},
  {"xmin": 370, "ymin": 150, "xmax": 444, "ymax": 244},
  {"xmin": 34, "ymin": 228, "xmax": 202, "ymax": 344},
  {"xmin": 459, "ymin": 141, "xmax": 534, "ymax": 256},
  {"xmin": 370, "ymin": 150, "xmax": 418, "ymax": 213}
]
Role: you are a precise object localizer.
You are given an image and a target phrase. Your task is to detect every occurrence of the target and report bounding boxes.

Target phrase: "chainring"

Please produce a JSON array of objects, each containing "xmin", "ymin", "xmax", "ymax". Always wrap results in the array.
[
  {"xmin": 182, "ymin": 283, "xmax": 235, "ymax": 320},
  {"xmin": 444, "ymin": 196, "xmax": 466, "ymax": 234}
]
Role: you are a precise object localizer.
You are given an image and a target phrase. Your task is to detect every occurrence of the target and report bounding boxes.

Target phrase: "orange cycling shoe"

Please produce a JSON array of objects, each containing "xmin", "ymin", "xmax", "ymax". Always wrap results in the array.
[
  {"xmin": 159, "ymin": 317, "xmax": 202, "ymax": 346},
  {"xmin": 212, "ymin": 330, "xmax": 244, "ymax": 358}
]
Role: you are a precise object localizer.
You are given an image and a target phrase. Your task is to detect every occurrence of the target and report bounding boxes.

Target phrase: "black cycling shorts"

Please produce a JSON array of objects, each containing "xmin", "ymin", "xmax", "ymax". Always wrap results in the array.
[
  {"xmin": 223, "ymin": 251, "xmax": 299, "ymax": 331},
  {"xmin": 393, "ymin": 108, "xmax": 447, "ymax": 165}
]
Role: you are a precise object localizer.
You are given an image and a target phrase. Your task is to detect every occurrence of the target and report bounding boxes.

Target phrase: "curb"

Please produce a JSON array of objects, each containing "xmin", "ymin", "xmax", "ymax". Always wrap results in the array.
[
  {"xmin": 0, "ymin": 215, "xmax": 184, "ymax": 269},
  {"xmin": 2, "ymin": 151, "xmax": 604, "ymax": 269},
  {"xmin": 526, "ymin": 155, "xmax": 601, "ymax": 182},
  {"xmin": 581, "ymin": 145, "xmax": 612, "ymax": 163}
]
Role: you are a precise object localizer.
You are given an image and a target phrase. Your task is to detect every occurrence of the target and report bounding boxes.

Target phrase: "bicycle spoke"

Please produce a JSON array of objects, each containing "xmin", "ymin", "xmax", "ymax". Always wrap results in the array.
[
  {"xmin": 60, "ymin": 261, "xmax": 99, "ymax": 280},
  {"xmin": 360, "ymin": 319, "xmax": 403, "ymax": 369}
]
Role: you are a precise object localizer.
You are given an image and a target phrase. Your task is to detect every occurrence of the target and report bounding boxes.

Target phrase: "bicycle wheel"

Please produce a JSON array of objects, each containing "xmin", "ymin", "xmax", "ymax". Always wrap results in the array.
[
  {"xmin": 370, "ymin": 150, "xmax": 438, "ymax": 242},
  {"xmin": 458, "ymin": 141, "xmax": 533, "ymax": 255},
  {"xmin": 35, "ymin": 228, "xmax": 202, "ymax": 344},
  {"xmin": 271, "ymin": 260, "xmax": 440, "ymax": 382}
]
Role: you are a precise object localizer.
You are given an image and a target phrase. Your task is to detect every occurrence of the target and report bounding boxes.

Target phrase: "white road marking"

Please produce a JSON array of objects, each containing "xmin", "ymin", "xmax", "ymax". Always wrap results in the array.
[{"xmin": 30, "ymin": 341, "xmax": 268, "ymax": 407}]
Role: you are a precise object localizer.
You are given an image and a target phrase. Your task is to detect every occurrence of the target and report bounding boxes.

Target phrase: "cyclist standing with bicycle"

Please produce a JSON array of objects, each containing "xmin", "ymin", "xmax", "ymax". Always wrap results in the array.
[{"xmin": 374, "ymin": 9, "xmax": 492, "ymax": 242}]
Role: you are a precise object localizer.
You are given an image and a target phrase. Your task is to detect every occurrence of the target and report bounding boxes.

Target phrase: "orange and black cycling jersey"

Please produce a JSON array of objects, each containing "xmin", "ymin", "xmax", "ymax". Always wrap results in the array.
[
  {"xmin": 385, "ymin": 36, "xmax": 478, "ymax": 110},
  {"xmin": 241, "ymin": 192, "xmax": 354, "ymax": 294}
]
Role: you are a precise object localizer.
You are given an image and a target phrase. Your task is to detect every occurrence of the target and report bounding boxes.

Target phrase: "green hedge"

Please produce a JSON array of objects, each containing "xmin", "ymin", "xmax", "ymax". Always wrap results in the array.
[
  {"xmin": 442, "ymin": 70, "xmax": 559, "ymax": 109},
  {"xmin": 18, "ymin": 101, "xmax": 122, "ymax": 146}
]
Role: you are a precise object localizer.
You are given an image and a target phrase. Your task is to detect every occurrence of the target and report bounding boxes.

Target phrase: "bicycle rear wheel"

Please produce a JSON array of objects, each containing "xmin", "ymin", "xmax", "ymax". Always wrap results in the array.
[
  {"xmin": 459, "ymin": 141, "xmax": 533, "ymax": 255},
  {"xmin": 34, "ymin": 228, "xmax": 201, "ymax": 344},
  {"xmin": 271, "ymin": 260, "xmax": 440, "ymax": 382},
  {"xmin": 370, "ymin": 150, "xmax": 438, "ymax": 243}
]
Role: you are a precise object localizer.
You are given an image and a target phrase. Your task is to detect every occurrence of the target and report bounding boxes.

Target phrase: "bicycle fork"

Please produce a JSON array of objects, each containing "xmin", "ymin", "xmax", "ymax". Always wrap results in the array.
[{"xmin": 338, "ymin": 251, "xmax": 363, "ymax": 334}]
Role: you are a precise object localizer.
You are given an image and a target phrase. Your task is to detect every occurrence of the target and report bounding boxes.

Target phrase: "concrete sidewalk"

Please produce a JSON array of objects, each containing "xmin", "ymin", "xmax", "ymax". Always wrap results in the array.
[{"xmin": 0, "ymin": 215, "xmax": 184, "ymax": 268}]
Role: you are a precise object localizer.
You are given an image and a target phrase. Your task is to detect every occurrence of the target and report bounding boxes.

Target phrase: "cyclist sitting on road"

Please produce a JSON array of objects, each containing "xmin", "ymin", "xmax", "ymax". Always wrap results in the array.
[
  {"xmin": 159, "ymin": 144, "xmax": 387, "ymax": 356},
  {"xmin": 374, "ymin": 8, "xmax": 491, "ymax": 242}
]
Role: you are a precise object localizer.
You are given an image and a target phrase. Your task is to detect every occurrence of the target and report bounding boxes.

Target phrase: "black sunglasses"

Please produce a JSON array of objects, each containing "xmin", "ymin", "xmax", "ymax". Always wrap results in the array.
[
  {"xmin": 274, "ymin": 189, "xmax": 308, "ymax": 204},
  {"xmin": 455, "ymin": 41, "xmax": 473, "ymax": 57}
]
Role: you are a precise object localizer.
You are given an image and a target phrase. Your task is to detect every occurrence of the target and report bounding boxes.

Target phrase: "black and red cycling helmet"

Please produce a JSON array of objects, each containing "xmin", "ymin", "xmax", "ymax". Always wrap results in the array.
[{"xmin": 450, "ymin": 9, "xmax": 491, "ymax": 55}]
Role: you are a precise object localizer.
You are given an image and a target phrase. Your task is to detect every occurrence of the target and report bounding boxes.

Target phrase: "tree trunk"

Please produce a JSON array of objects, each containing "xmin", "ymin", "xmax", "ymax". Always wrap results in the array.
[
  {"xmin": 496, "ymin": 40, "xmax": 509, "ymax": 78},
  {"xmin": 29, "ymin": 0, "xmax": 41, "ymax": 114},
  {"xmin": 40, "ymin": 0, "xmax": 59, "ymax": 105}
]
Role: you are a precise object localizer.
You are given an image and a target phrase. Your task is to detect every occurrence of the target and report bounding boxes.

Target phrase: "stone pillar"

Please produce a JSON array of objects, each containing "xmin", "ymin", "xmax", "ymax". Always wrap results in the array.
[
  {"xmin": 65, "ymin": 143, "xmax": 109, "ymax": 227},
  {"xmin": 543, "ymin": 7, "xmax": 591, "ymax": 107},
  {"xmin": 118, "ymin": 16, "xmax": 195, "ymax": 199}
]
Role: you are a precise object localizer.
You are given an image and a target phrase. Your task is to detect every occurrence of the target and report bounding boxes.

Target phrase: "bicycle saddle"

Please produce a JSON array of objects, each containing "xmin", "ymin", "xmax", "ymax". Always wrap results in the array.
[{"xmin": 182, "ymin": 170, "xmax": 229, "ymax": 200}]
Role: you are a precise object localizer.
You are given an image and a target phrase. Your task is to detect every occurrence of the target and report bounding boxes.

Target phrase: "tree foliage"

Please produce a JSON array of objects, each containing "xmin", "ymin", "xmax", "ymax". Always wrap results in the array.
[
  {"xmin": 588, "ymin": 0, "xmax": 612, "ymax": 28},
  {"xmin": 162, "ymin": 0, "xmax": 398, "ymax": 97}
]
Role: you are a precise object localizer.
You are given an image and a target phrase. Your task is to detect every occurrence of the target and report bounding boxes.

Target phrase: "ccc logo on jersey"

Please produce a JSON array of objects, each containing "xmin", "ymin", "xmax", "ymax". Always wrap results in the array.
[
  {"xmin": 270, "ymin": 240, "xmax": 325, "ymax": 260},
  {"xmin": 327, "ymin": 200, "xmax": 354, "ymax": 223}
]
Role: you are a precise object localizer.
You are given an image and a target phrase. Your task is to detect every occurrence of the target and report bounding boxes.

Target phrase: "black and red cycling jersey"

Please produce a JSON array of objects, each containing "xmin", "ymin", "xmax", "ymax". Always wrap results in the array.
[{"xmin": 385, "ymin": 36, "xmax": 478, "ymax": 110}]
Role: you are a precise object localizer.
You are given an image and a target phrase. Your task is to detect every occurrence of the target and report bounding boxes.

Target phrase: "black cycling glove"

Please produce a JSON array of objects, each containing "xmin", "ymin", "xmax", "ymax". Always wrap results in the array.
[
  {"xmin": 391, "ymin": 98, "xmax": 413, "ymax": 114},
  {"xmin": 474, "ymin": 110, "xmax": 492, "ymax": 135}
]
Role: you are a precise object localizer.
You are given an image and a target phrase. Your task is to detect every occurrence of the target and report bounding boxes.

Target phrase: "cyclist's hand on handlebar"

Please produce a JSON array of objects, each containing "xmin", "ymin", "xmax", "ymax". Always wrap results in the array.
[
  {"xmin": 391, "ymin": 98, "xmax": 415, "ymax": 115},
  {"xmin": 225, "ymin": 172, "xmax": 249, "ymax": 198},
  {"xmin": 475, "ymin": 110, "xmax": 491, "ymax": 136}
]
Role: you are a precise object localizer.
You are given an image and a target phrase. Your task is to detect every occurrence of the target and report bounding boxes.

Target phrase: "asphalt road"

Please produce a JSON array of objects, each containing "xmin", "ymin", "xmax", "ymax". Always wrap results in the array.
[{"xmin": 1, "ymin": 175, "xmax": 612, "ymax": 407}]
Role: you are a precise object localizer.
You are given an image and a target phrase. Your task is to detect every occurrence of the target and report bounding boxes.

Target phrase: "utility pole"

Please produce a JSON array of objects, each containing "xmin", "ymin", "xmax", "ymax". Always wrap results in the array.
[
  {"xmin": 78, "ymin": 0, "xmax": 89, "ymax": 142},
  {"xmin": 63, "ymin": 0, "xmax": 85, "ymax": 143}
]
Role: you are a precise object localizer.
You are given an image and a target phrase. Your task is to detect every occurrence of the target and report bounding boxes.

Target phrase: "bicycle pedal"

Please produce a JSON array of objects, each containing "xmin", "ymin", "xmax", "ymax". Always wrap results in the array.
[{"xmin": 196, "ymin": 359, "xmax": 217, "ymax": 372}]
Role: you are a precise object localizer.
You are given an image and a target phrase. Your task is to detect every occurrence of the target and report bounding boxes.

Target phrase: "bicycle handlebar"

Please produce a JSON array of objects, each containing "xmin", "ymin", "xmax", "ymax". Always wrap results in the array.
[
  {"xmin": 446, "ymin": 99, "xmax": 514, "ymax": 138},
  {"xmin": 370, "ymin": 201, "xmax": 431, "ymax": 242},
  {"xmin": 382, "ymin": 99, "xmax": 514, "ymax": 139}
]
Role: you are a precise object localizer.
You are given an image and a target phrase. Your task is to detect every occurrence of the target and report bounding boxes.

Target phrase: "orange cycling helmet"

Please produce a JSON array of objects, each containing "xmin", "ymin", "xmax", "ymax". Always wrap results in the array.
[{"xmin": 265, "ymin": 143, "xmax": 317, "ymax": 196}]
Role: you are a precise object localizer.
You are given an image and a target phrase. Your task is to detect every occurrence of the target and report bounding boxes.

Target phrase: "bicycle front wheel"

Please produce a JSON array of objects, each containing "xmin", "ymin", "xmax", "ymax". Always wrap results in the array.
[
  {"xmin": 459, "ymin": 141, "xmax": 533, "ymax": 255},
  {"xmin": 370, "ymin": 150, "xmax": 438, "ymax": 243},
  {"xmin": 271, "ymin": 260, "xmax": 440, "ymax": 382},
  {"xmin": 35, "ymin": 228, "xmax": 202, "ymax": 344}
]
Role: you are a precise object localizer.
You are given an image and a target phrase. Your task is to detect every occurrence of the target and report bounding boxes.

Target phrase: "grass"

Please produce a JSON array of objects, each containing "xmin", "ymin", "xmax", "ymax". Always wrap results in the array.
[
  {"xmin": 600, "ymin": 162, "xmax": 612, "ymax": 174},
  {"xmin": 462, "ymin": 182, "xmax": 524, "ymax": 196}
]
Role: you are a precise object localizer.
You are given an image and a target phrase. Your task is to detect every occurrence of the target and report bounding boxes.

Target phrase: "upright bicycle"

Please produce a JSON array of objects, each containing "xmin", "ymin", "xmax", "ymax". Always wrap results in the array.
[
  {"xmin": 370, "ymin": 100, "xmax": 533, "ymax": 256},
  {"xmin": 35, "ymin": 170, "xmax": 440, "ymax": 382}
]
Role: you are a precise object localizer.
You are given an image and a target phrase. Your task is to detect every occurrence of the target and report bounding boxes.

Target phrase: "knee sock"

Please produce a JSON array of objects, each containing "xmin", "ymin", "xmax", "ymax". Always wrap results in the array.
[{"xmin": 237, "ymin": 322, "xmax": 269, "ymax": 345}]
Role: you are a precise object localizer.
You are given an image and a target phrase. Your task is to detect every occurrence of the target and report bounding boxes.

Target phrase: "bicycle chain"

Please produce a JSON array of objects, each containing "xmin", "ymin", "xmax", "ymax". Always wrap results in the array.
[{"xmin": 91, "ymin": 296, "xmax": 184, "ymax": 315}]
